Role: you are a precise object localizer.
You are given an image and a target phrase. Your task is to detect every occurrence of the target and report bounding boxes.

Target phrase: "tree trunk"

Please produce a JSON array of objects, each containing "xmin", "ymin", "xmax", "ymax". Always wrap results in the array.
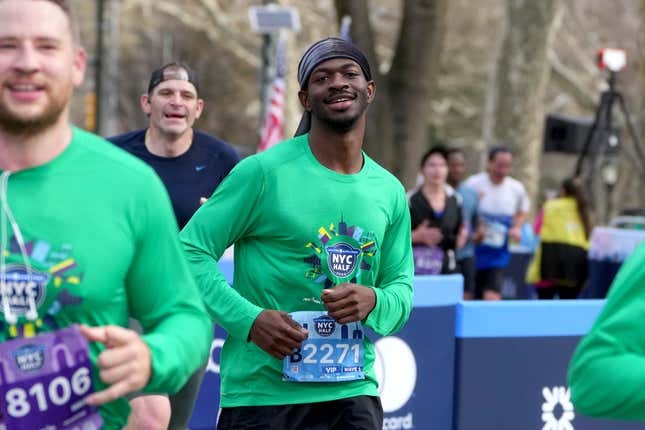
[
  {"xmin": 335, "ymin": 0, "xmax": 394, "ymax": 169},
  {"xmin": 486, "ymin": 0, "xmax": 560, "ymax": 209},
  {"xmin": 640, "ymin": 0, "xmax": 645, "ymax": 151},
  {"xmin": 336, "ymin": 0, "xmax": 448, "ymax": 187},
  {"xmin": 388, "ymin": 0, "xmax": 448, "ymax": 186}
]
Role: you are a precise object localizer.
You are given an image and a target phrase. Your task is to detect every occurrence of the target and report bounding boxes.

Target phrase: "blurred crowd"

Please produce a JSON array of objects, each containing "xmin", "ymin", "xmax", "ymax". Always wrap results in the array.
[{"xmin": 408, "ymin": 144, "xmax": 592, "ymax": 301}]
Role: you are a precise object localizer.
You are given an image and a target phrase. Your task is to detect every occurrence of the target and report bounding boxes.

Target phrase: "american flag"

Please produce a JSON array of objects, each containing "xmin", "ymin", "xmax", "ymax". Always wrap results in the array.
[
  {"xmin": 258, "ymin": 33, "xmax": 286, "ymax": 152},
  {"xmin": 340, "ymin": 15, "xmax": 352, "ymax": 41}
]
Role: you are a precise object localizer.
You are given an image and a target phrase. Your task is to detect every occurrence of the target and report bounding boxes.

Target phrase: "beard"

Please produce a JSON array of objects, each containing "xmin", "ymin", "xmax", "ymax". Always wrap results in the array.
[
  {"xmin": 0, "ymin": 84, "xmax": 72, "ymax": 136},
  {"xmin": 309, "ymin": 91, "xmax": 369, "ymax": 134},
  {"xmin": 313, "ymin": 110, "xmax": 359, "ymax": 133}
]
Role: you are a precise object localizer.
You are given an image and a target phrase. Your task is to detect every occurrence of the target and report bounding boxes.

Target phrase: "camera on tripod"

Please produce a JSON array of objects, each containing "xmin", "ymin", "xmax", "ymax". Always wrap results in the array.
[
  {"xmin": 569, "ymin": 47, "xmax": 645, "ymax": 223},
  {"xmin": 597, "ymin": 48, "xmax": 626, "ymax": 72}
]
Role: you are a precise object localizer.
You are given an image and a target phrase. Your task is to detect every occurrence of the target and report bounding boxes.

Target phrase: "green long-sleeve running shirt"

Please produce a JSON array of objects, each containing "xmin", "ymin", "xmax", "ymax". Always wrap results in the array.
[
  {"xmin": 568, "ymin": 242, "xmax": 645, "ymax": 420},
  {"xmin": 0, "ymin": 127, "xmax": 211, "ymax": 428},
  {"xmin": 180, "ymin": 134, "xmax": 414, "ymax": 407}
]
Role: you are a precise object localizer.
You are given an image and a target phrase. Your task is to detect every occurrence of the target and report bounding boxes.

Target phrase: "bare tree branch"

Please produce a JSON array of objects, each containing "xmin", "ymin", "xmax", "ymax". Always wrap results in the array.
[
  {"xmin": 153, "ymin": 0, "xmax": 261, "ymax": 69},
  {"xmin": 548, "ymin": 49, "xmax": 597, "ymax": 111}
]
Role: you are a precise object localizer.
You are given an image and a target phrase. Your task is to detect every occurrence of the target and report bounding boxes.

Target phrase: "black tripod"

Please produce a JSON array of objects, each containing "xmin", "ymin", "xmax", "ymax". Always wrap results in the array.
[{"xmin": 573, "ymin": 71, "xmax": 645, "ymax": 220}]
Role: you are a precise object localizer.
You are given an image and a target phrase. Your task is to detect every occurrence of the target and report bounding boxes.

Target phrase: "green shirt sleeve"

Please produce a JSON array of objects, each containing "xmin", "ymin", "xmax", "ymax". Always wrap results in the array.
[
  {"xmin": 568, "ymin": 243, "xmax": 645, "ymax": 419},
  {"xmin": 180, "ymin": 157, "xmax": 265, "ymax": 341},
  {"xmin": 127, "ymin": 174, "xmax": 212, "ymax": 395},
  {"xmin": 365, "ymin": 186, "xmax": 414, "ymax": 336}
]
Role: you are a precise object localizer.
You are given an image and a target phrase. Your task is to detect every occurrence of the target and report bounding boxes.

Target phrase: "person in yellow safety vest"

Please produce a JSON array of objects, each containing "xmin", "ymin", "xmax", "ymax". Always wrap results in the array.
[{"xmin": 526, "ymin": 178, "xmax": 592, "ymax": 299}]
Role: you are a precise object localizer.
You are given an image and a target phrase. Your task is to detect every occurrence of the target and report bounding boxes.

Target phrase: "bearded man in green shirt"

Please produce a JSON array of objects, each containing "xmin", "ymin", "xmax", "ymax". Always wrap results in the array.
[
  {"xmin": 0, "ymin": 1, "xmax": 211, "ymax": 428},
  {"xmin": 181, "ymin": 37, "xmax": 414, "ymax": 429}
]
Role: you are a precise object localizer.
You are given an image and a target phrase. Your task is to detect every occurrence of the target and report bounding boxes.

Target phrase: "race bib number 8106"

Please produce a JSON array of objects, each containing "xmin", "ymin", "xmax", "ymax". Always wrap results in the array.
[
  {"xmin": 0, "ymin": 325, "xmax": 103, "ymax": 429},
  {"xmin": 283, "ymin": 311, "xmax": 364, "ymax": 382},
  {"xmin": 4, "ymin": 365, "xmax": 90, "ymax": 417}
]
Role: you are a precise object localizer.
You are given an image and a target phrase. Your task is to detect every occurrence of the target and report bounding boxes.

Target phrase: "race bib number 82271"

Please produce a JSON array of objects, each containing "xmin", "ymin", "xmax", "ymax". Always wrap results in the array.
[{"xmin": 283, "ymin": 311, "xmax": 364, "ymax": 383}]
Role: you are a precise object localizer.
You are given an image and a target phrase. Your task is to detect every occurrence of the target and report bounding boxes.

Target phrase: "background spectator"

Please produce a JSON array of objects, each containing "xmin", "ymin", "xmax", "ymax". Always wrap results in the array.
[
  {"xmin": 447, "ymin": 147, "xmax": 480, "ymax": 299},
  {"xmin": 464, "ymin": 146, "xmax": 530, "ymax": 300},
  {"xmin": 526, "ymin": 178, "xmax": 591, "ymax": 299},
  {"xmin": 410, "ymin": 146, "xmax": 465, "ymax": 275}
]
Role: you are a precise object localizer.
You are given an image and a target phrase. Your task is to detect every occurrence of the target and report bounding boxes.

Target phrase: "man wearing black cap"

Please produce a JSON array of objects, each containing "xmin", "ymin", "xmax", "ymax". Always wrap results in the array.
[
  {"xmin": 181, "ymin": 38, "xmax": 413, "ymax": 429},
  {"xmin": 109, "ymin": 63, "xmax": 238, "ymax": 429},
  {"xmin": 109, "ymin": 62, "xmax": 239, "ymax": 230}
]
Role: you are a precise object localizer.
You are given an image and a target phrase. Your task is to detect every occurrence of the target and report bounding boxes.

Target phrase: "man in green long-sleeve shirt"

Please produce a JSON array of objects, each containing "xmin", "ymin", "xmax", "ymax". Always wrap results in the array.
[
  {"xmin": 0, "ymin": 1, "xmax": 211, "ymax": 428},
  {"xmin": 180, "ymin": 37, "xmax": 414, "ymax": 429},
  {"xmin": 568, "ymin": 242, "xmax": 645, "ymax": 420}
]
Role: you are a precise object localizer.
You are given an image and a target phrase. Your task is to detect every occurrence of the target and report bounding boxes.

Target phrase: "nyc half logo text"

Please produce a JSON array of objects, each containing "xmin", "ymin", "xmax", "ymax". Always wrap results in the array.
[
  {"xmin": 12, "ymin": 344, "xmax": 46, "ymax": 372},
  {"xmin": 1, "ymin": 264, "xmax": 49, "ymax": 316},
  {"xmin": 314, "ymin": 315, "xmax": 336, "ymax": 337},
  {"xmin": 326, "ymin": 243, "xmax": 361, "ymax": 278}
]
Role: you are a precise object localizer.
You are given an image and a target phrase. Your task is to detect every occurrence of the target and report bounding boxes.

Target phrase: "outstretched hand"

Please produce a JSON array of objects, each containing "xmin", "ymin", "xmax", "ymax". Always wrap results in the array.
[
  {"xmin": 321, "ymin": 283, "xmax": 376, "ymax": 324},
  {"xmin": 80, "ymin": 325, "xmax": 152, "ymax": 405},
  {"xmin": 249, "ymin": 310, "xmax": 309, "ymax": 359}
]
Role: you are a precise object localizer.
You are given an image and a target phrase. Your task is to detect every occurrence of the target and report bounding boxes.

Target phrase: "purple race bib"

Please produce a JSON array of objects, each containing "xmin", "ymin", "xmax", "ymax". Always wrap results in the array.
[
  {"xmin": 413, "ymin": 246, "xmax": 444, "ymax": 275},
  {"xmin": 0, "ymin": 325, "xmax": 103, "ymax": 430}
]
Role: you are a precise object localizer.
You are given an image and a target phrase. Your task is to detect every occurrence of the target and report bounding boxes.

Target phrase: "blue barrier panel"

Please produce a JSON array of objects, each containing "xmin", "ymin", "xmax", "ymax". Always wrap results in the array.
[
  {"xmin": 454, "ymin": 301, "xmax": 644, "ymax": 430},
  {"xmin": 189, "ymin": 325, "xmax": 224, "ymax": 429},
  {"xmin": 456, "ymin": 300, "xmax": 605, "ymax": 338},
  {"xmin": 586, "ymin": 259, "xmax": 621, "ymax": 298},
  {"xmin": 413, "ymin": 274, "xmax": 463, "ymax": 306},
  {"xmin": 376, "ymin": 274, "xmax": 462, "ymax": 430},
  {"xmin": 189, "ymin": 274, "xmax": 463, "ymax": 430},
  {"xmin": 217, "ymin": 259, "xmax": 234, "ymax": 285}
]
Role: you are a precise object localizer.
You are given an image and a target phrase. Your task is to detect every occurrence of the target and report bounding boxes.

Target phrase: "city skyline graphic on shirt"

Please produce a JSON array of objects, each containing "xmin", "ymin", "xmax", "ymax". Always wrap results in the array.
[{"xmin": 304, "ymin": 216, "xmax": 378, "ymax": 288}]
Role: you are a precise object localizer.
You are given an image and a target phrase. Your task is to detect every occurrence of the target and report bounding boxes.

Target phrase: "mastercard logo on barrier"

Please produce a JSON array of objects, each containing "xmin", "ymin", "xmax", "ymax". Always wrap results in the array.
[{"xmin": 373, "ymin": 336, "xmax": 417, "ymax": 413}]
